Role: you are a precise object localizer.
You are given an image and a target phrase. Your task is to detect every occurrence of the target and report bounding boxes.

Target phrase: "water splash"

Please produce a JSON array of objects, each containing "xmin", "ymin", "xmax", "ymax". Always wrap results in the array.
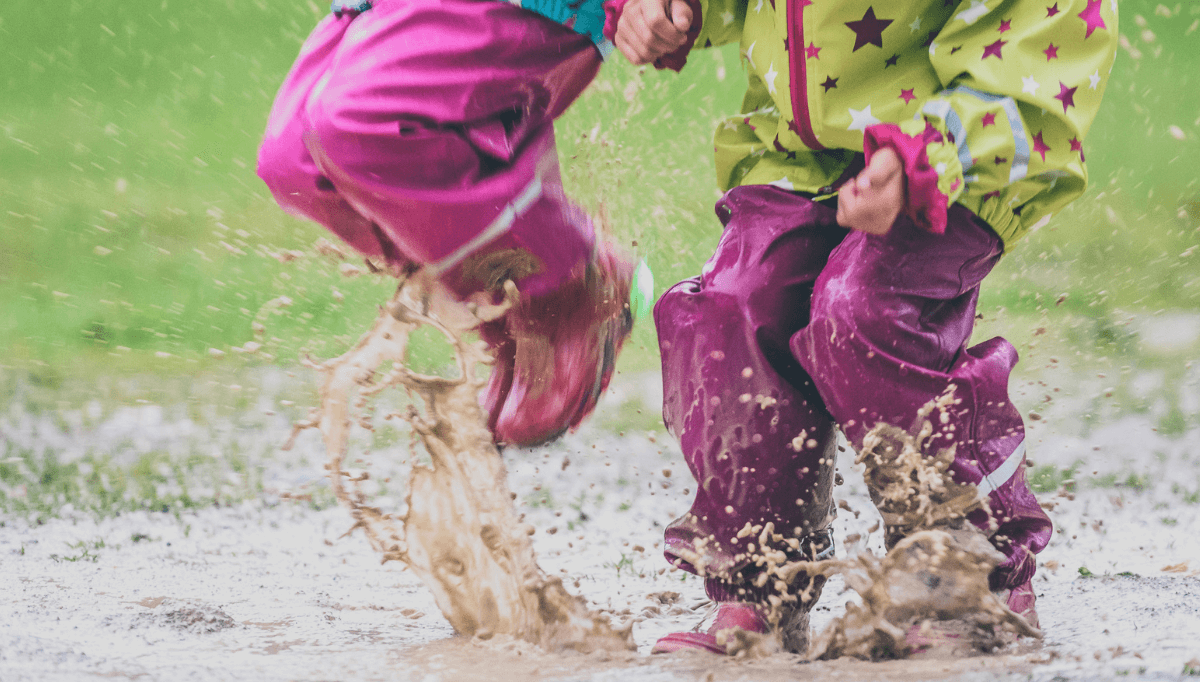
[{"xmin": 287, "ymin": 273, "xmax": 633, "ymax": 652}]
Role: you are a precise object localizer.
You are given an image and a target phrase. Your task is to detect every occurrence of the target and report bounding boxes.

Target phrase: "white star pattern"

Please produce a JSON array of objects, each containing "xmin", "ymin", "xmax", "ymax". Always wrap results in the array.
[
  {"xmin": 935, "ymin": 161, "xmax": 948, "ymax": 174},
  {"xmin": 723, "ymin": 120, "xmax": 740, "ymax": 131},
  {"xmin": 910, "ymin": 16, "xmax": 922, "ymax": 32},
  {"xmin": 755, "ymin": 0, "xmax": 764, "ymax": 12},
  {"xmin": 764, "ymin": 63, "xmax": 779, "ymax": 94},
  {"xmin": 745, "ymin": 42, "xmax": 756, "ymax": 68},
  {"xmin": 847, "ymin": 105, "xmax": 881, "ymax": 132},
  {"xmin": 1022, "ymin": 75, "xmax": 1040, "ymax": 95},
  {"xmin": 1089, "ymin": 70, "xmax": 1101, "ymax": 89},
  {"xmin": 769, "ymin": 178, "xmax": 795, "ymax": 190},
  {"xmin": 955, "ymin": 0, "xmax": 990, "ymax": 25},
  {"xmin": 722, "ymin": 10, "xmax": 734, "ymax": 25},
  {"xmin": 929, "ymin": 42, "xmax": 939, "ymax": 56}
]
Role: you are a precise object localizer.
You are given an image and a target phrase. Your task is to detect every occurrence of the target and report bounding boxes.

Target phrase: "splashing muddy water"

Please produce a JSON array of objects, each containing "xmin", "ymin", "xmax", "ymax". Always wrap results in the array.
[
  {"xmin": 287, "ymin": 276, "xmax": 1032, "ymax": 660},
  {"xmin": 287, "ymin": 274, "xmax": 632, "ymax": 652},
  {"xmin": 715, "ymin": 390, "xmax": 1041, "ymax": 660}
]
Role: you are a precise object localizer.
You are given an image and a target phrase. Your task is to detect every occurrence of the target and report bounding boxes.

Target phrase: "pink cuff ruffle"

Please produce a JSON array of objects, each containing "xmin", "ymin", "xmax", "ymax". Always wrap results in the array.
[
  {"xmin": 602, "ymin": 0, "xmax": 702, "ymax": 72},
  {"xmin": 863, "ymin": 123, "xmax": 949, "ymax": 235},
  {"xmin": 602, "ymin": 0, "xmax": 630, "ymax": 41}
]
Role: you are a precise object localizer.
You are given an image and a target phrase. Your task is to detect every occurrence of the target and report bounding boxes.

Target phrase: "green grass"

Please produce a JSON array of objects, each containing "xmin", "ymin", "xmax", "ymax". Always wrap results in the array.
[
  {"xmin": 1029, "ymin": 462, "xmax": 1080, "ymax": 494},
  {"xmin": 0, "ymin": 0, "xmax": 1198, "ymax": 531},
  {"xmin": 0, "ymin": 444, "xmax": 263, "ymax": 522},
  {"xmin": 3, "ymin": 0, "xmax": 1197, "ymax": 381}
]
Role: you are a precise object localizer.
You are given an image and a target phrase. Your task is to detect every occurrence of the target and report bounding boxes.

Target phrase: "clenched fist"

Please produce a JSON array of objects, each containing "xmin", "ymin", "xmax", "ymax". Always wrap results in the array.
[
  {"xmin": 614, "ymin": 0, "xmax": 694, "ymax": 65},
  {"xmin": 836, "ymin": 147, "xmax": 906, "ymax": 236}
]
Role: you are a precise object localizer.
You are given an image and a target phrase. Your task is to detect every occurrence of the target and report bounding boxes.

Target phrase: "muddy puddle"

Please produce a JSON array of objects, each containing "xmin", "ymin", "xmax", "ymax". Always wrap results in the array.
[
  {"xmin": 395, "ymin": 634, "xmax": 1038, "ymax": 682},
  {"xmin": 289, "ymin": 273, "xmax": 1037, "ymax": 664}
]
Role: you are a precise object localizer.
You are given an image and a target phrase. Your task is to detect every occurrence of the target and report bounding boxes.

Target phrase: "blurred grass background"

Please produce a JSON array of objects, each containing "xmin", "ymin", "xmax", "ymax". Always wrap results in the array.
[{"xmin": 1, "ymin": 0, "xmax": 1197, "ymax": 420}]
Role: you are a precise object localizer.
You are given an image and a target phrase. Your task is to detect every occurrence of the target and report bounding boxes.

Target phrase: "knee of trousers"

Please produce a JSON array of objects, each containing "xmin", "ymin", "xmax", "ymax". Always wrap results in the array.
[
  {"xmin": 257, "ymin": 123, "xmax": 326, "ymax": 214},
  {"xmin": 806, "ymin": 274, "xmax": 919, "ymax": 365},
  {"xmin": 306, "ymin": 87, "xmax": 489, "ymax": 196}
]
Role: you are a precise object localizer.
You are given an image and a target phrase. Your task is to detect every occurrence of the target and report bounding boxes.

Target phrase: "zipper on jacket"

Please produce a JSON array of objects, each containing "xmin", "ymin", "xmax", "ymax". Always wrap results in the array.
[{"xmin": 787, "ymin": 0, "xmax": 824, "ymax": 151}]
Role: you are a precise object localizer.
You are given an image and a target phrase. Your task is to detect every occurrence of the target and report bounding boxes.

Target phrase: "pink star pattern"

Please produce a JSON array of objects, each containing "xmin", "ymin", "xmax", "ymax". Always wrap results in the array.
[
  {"xmin": 1054, "ymin": 81, "xmax": 1078, "ymax": 112},
  {"xmin": 821, "ymin": 76, "xmax": 839, "ymax": 92},
  {"xmin": 899, "ymin": 88, "xmax": 916, "ymax": 104},
  {"xmin": 999, "ymin": 19, "xmax": 1012, "ymax": 33},
  {"xmin": 1043, "ymin": 43, "xmax": 1059, "ymax": 60},
  {"xmin": 983, "ymin": 190, "xmax": 1001, "ymax": 200},
  {"xmin": 1078, "ymin": 0, "xmax": 1106, "ymax": 38},
  {"xmin": 982, "ymin": 112, "xmax": 997, "ymax": 127},
  {"xmin": 994, "ymin": 155, "xmax": 1007, "ymax": 164},
  {"xmin": 1046, "ymin": 3, "xmax": 1060, "ymax": 17},
  {"xmin": 1032, "ymin": 131, "xmax": 1051, "ymax": 161},
  {"xmin": 1069, "ymin": 137, "xmax": 1082, "ymax": 152},
  {"xmin": 983, "ymin": 38, "xmax": 1007, "ymax": 60},
  {"xmin": 845, "ymin": 7, "xmax": 893, "ymax": 51},
  {"xmin": 805, "ymin": 42, "xmax": 822, "ymax": 59}
]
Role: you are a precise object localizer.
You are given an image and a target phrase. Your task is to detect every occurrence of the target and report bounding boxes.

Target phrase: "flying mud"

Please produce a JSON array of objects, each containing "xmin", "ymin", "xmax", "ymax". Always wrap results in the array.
[
  {"xmin": 286, "ymin": 273, "xmax": 633, "ymax": 652},
  {"xmin": 707, "ymin": 389, "xmax": 1040, "ymax": 660}
]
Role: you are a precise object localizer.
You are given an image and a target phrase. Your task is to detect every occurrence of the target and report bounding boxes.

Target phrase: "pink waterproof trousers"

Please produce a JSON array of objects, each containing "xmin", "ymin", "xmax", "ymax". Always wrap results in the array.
[{"xmin": 257, "ymin": 0, "xmax": 602, "ymax": 298}]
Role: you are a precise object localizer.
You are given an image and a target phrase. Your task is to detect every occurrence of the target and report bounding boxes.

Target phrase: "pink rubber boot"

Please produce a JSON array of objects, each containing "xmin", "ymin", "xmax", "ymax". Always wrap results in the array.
[
  {"xmin": 999, "ymin": 581, "xmax": 1040, "ymax": 630},
  {"xmin": 652, "ymin": 602, "xmax": 770, "ymax": 655},
  {"xmin": 485, "ymin": 242, "xmax": 634, "ymax": 446}
]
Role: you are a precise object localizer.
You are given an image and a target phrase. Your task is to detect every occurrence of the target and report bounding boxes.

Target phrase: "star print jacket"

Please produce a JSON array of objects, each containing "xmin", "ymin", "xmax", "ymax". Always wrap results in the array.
[{"xmin": 605, "ymin": 0, "xmax": 1119, "ymax": 246}]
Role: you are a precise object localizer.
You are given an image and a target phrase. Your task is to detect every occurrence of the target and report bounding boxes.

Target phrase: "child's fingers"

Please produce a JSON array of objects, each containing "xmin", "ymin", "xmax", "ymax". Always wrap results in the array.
[
  {"xmin": 617, "ymin": 36, "xmax": 655, "ymax": 65},
  {"xmin": 616, "ymin": 0, "xmax": 686, "ymax": 64},
  {"xmin": 619, "ymin": 24, "xmax": 664, "ymax": 64},
  {"xmin": 616, "ymin": 3, "xmax": 660, "ymax": 64},
  {"xmin": 670, "ymin": 0, "xmax": 693, "ymax": 33},
  {"xmin": 641, "ymin": 0, "xmax": 688, "ymax": 47}
]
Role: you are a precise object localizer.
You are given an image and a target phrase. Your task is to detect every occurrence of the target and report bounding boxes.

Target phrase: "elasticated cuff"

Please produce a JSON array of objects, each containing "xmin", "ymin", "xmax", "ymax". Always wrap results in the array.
[
  {"xmin": 602, "ymin": 0, "xmax": 702, "ymax": 72},
  {"xmin": 863, "ymin": 123, "xmax": 949, "ymax": 235},
  {"xmin": 602, "ymin": 0, "xmax": 629, "ymax": 41}
]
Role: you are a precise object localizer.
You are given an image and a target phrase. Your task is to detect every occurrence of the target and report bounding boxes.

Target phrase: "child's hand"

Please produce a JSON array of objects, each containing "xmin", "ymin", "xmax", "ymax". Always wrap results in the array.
[
  {"xmin": 614, "ymin": 0, "xmax": 693, "ymax": 65},
  {"xmin": 836, "ymin": 147, "xmax": 906, "ymax": 236}
]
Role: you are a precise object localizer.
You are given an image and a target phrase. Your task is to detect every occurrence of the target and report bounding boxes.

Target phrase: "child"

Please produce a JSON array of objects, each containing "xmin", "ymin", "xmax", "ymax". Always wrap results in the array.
[
  {"xmin": 257, "ymin": 0, "xmax": 636, "ymax": 446},
  {"xmin": 610, "ymin": 0, "xmax": 1118, "ymax": 653}
]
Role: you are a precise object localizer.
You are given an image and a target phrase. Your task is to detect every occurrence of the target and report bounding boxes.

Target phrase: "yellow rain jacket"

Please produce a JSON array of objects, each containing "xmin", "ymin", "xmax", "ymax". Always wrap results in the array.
[{"xmin": 645, "ymin": 0, "xmax": 1119, "ymax": 246}]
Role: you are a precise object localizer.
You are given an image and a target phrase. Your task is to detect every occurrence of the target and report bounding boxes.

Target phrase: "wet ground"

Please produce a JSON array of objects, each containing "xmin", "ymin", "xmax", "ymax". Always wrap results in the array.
[{"xmin": 3, "ymin": 369, "xmax": 1200, "ymax": 681}]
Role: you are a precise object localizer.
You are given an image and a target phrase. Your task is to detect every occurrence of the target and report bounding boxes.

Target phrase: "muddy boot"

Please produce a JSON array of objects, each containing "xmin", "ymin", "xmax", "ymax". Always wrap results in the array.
[
  {"xmin": 997, "ymin": 580, "xmax": 1039, "ymax": 629},
  {"xmin": 905, "ymin": 580, "xmax": 1039, "ymax": 657},
  {"xmin": 652, "ymin": 602, "xmax": 771, "ymax": 655},
  {"xmin": 652, "ymin": 578, "xmax": 828, "ymax": 656},
  {"xmin": 485, "ymin": 240, "xmax": 634, "ymax": 446},
  {"xmin": 654, "ymin": 530, "xmax": 833, "ymax": 656}
]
